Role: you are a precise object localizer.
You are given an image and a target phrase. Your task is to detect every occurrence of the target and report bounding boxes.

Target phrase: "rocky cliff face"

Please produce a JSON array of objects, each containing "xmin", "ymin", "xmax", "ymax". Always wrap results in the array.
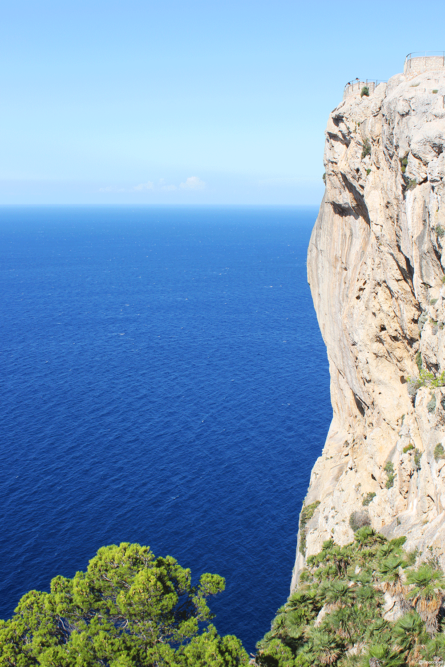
[{"xmin": 292, "ymin": 66, "xmax": 445, "ymax": 590}]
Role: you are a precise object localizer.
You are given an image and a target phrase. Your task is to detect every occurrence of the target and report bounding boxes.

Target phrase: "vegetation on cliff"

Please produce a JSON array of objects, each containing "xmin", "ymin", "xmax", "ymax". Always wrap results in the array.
[
  {"xmin": 256, "ymin": 528, "xmax": 445, "ymax": 667},
  {"xmin": 0, "ymin": 543, "xmax": 248, "ymax": 666},
  {"xmin": 2, "ymin": 534, "xmax": 445, "ymax": 667}
]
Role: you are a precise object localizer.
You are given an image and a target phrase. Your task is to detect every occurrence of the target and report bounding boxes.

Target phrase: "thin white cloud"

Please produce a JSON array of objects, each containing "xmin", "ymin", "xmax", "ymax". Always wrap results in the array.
[
  {"xmin": 258, "ymin": 177, "xmax": 320, "ymax": 188},
  {"xmin": 258, "ymin": 177, "xmax": 300, "ymax": 187},
  {"xmin": 180, "ymin": 176, "xmax": 206, "ymax": 190},
  {"xmin": 98, "ymin": 177, "xmax": 205, "ymax": 194},
  {"xmin": 133, "ymin": 181, "xmax": 154, "ymax": 191}
]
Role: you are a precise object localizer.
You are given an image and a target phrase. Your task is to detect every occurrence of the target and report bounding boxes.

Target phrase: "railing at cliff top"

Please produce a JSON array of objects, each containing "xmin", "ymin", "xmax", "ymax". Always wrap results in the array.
[
  {"xmin": 343, "ymin": 79, "xmax": 386, "ymax": 99},
  {"xmin": 404, "ymin": 52, "xmax": 445, "ymax": 73},
  {"xmin": 405, "ymin": 51, "xmax": 445, "ymax": 62}
]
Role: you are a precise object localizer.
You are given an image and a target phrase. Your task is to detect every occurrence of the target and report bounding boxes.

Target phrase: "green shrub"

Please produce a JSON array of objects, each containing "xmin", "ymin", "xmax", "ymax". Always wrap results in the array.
[
  {"xmin": 434, "ymin": 443, "xmax": 445, "ymax": 461},
  {"xmin": 406, "ymin": 178, "xmax": 417, "ymax": 190},
  {"xmin": 257, "ymin": 531, "xmax": 445, "ymax": 667},
  {"xmin": 300, "ymin": 501, "xmax": 321, "ymax": 528},
  {"xmin": 433, "ymin": 89, "xmax": 439, "ymax": 94},
  {"xmin": 436, "ymin": 225, "xmax": 445, "ymax": 237},
  {"xmin": 384, "ymin": 461, "xmax": 394, "ymax": 474},
  {"xmin": 431, "ymin": 371, "xmax": 445, "ymax": 387},
  {"xmin": 299, "ymin": 536, "xmax": 307, "ymax": 555},
  {"xmin": 362, "ymin": 492, "xmax": 376, "ymax": 506},
  {"xmin": 417, "ymin": 313, "xmax": 428, "ymax": 330},
  {"xmin": 414, "ymin": 448, "xmax": 422, "ymax": 470},
  {"xmin": 442, "ymin": 275, "xmax": 445, "ymax": 283},
  {"xmin": 322, "ymin": 172, "xmax": 326, "ymax": 184},
  {"xmin": 256, "ymin": 638, "xmax": 300, "ymax": 667},
  {"xmin": 361, "ymin": 139, "xmax": 371, "ymax": 159},
  {"xmin": 400, "ymin": 156, "xmax": 408, "ymax": 174},
  {"xmin": 416, "ymin": 351, "xmax": 423, "ymax": 371},
  {"xmin": 361, "ymin": 86, "xmax": 369, "ymax": 97},
  {"xmin": 407, "ymin": 378, "xmax": 419, "ymax": 397},
  {"xmin": 401, "ymin": 444, "xmax": 421, "ymax": 470},
  {"xmin": 390, "ymin": 536, "xmax": 407, "ymax": 549},
  {"xmin": 366, "ymin": 168, "xmax": 371, "ymax": 175},
  {"xmin": 427, "ymin": 394, "xmax": 437, "ymax": 413},
  {"xmin": 299, "ymin": 501, "xmax": 320, "ymax": 555},
  {"xmin": 384, "ymin": 461, "xmax": 395, "ymax": 489},
  {"xmin": 430, "ymin": 298, "xmax": 438, "ymax": 305},
  {"xmin": 349, "ymin": 510, "xmax": 371, "ymax": 532},
  {"xmin": 407, "ymin": 369, "xmax": 445, "ymax": 396}
]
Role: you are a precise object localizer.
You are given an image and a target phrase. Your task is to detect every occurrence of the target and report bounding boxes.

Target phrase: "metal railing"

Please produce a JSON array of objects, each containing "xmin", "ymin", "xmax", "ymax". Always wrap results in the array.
[
  {"xmin": 343, "ymin": 79, "xmax": 386, "ymax": 99},
  {"xmin": 405, "ymin": 52, "xmax": 445, "ymax": 73},
  {"xmin": 405, "ymin": 51, "xmax": 445, "ymax": 62}
]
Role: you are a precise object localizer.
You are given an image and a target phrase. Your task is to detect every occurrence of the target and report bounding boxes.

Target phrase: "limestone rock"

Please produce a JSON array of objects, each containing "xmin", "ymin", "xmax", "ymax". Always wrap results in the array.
[
  {"xmin": 382, "ymin": 592, "xmax": 411, "ymax": 622},
  {"xmin": 292, "ymin": 66, "xmax": 445, "ymax": 590}
]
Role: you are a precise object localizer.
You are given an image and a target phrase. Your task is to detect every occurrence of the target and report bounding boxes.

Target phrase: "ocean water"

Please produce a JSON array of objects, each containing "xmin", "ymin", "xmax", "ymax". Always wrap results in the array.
[{"xmin": 0, "ymin": 206, "xmax": 331, "ymax": 653}]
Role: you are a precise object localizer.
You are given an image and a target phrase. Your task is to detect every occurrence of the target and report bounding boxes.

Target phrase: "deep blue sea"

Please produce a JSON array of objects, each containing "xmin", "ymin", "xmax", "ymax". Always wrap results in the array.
[{"xmin": 1, "ymin": 206, "xmax": 331, "ymax": 653}]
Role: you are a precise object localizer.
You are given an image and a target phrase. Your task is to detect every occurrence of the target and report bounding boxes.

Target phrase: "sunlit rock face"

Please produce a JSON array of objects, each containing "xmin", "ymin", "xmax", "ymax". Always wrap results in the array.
[{"xmin": 292, "ymin": 66, "xmax": 445, "ymax": 590}]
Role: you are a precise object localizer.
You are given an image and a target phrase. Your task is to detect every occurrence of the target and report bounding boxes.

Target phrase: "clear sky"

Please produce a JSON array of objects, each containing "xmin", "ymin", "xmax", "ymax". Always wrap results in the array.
[{"xmin": 2, "ymin": 0, "xmax": 445, "ymax": 205}]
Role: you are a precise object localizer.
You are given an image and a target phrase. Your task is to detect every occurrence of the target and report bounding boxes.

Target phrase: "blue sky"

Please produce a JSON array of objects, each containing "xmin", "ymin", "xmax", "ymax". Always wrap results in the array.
[{"xmin": 1, "ymin": 0, "xmax": 445, "ymax": 205}]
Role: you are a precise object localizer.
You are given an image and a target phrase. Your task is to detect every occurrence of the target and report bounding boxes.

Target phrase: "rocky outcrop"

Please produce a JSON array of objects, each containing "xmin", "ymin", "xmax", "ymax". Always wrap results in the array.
[{"xmin": 292, "ymin": 65, "xmax": 445, "ymax": 590}]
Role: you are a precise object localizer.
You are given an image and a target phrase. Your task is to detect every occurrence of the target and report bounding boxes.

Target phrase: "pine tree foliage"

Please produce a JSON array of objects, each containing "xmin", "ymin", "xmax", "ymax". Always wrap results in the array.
[
  {"xmin": 0, "ymin": 543, "xmax": 248, "ymax": 667},
  {"xmin": 255, "ymin": 528, "xmax": 445, "ymax": 667}
]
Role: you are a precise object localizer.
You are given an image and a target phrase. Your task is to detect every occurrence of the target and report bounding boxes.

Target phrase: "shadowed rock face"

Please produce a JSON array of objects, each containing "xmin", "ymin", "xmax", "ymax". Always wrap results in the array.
[{"xmin": 292, "ymin": 68, "xmax": 445, "ymax": 590}]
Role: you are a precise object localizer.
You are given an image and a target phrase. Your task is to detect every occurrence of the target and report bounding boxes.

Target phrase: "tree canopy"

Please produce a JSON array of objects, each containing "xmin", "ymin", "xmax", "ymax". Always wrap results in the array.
[{"xmin": 0, "ymin": 542, "xmax": 248, "ymax": 667}]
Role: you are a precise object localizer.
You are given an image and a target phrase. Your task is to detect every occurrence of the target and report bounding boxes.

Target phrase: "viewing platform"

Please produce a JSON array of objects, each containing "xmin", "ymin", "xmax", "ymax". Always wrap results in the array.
[
  {"xmin": 343, "ymin": 53, "xmax": 445, "ymax": 100},
  {"xmin": 404, "ymin": 52, "xmax": 445, "ymax": 76},
  {"xmin": 343, "ymin": 79, "xmax": 385, "ymax": 100}
]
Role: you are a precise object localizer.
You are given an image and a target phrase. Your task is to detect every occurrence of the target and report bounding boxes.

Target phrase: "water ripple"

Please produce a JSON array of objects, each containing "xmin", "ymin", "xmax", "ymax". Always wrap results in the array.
[{"xmin": 0, "ymin": 206, "xmax": 331, "ymax": 653}]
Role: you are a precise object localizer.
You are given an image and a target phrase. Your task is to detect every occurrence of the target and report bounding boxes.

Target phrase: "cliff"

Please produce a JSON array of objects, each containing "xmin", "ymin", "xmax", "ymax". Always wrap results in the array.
[{"xmin": 292, "ymin": 64, "xmax": 445, "ymax": 589}]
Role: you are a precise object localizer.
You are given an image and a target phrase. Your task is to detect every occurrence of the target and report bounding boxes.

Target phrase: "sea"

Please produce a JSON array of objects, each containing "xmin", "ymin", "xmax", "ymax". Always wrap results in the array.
[{"xmin": 0, "ymin": 205, "xmax": 331, "ymax": 654}]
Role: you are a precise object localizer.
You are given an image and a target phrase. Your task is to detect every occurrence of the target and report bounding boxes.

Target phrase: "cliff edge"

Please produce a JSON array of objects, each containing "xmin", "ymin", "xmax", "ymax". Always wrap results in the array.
[{"xmin": 292, "ymin": 64, "xmax": 445, "ymax": 589}]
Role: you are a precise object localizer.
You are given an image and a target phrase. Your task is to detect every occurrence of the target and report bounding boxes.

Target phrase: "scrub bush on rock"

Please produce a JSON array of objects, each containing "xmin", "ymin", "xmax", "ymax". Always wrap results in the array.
[
  {"xmin": 299, "ymin": 502, "xmax": 321, "ymax": 555},
  {"xmin": 255, "ymin": 529, "xmax": 445, "ymax": 667},
  {"xmin": 434, "ymin": 443, "xmax": 445, "ymax": 461},
  {"xmin": 362, "ymin": 492, "xmax": 376, "ymax": 507},
  {"xmin": 349, "ymin": 510, "xmax": 371, "ymax": 532}
]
